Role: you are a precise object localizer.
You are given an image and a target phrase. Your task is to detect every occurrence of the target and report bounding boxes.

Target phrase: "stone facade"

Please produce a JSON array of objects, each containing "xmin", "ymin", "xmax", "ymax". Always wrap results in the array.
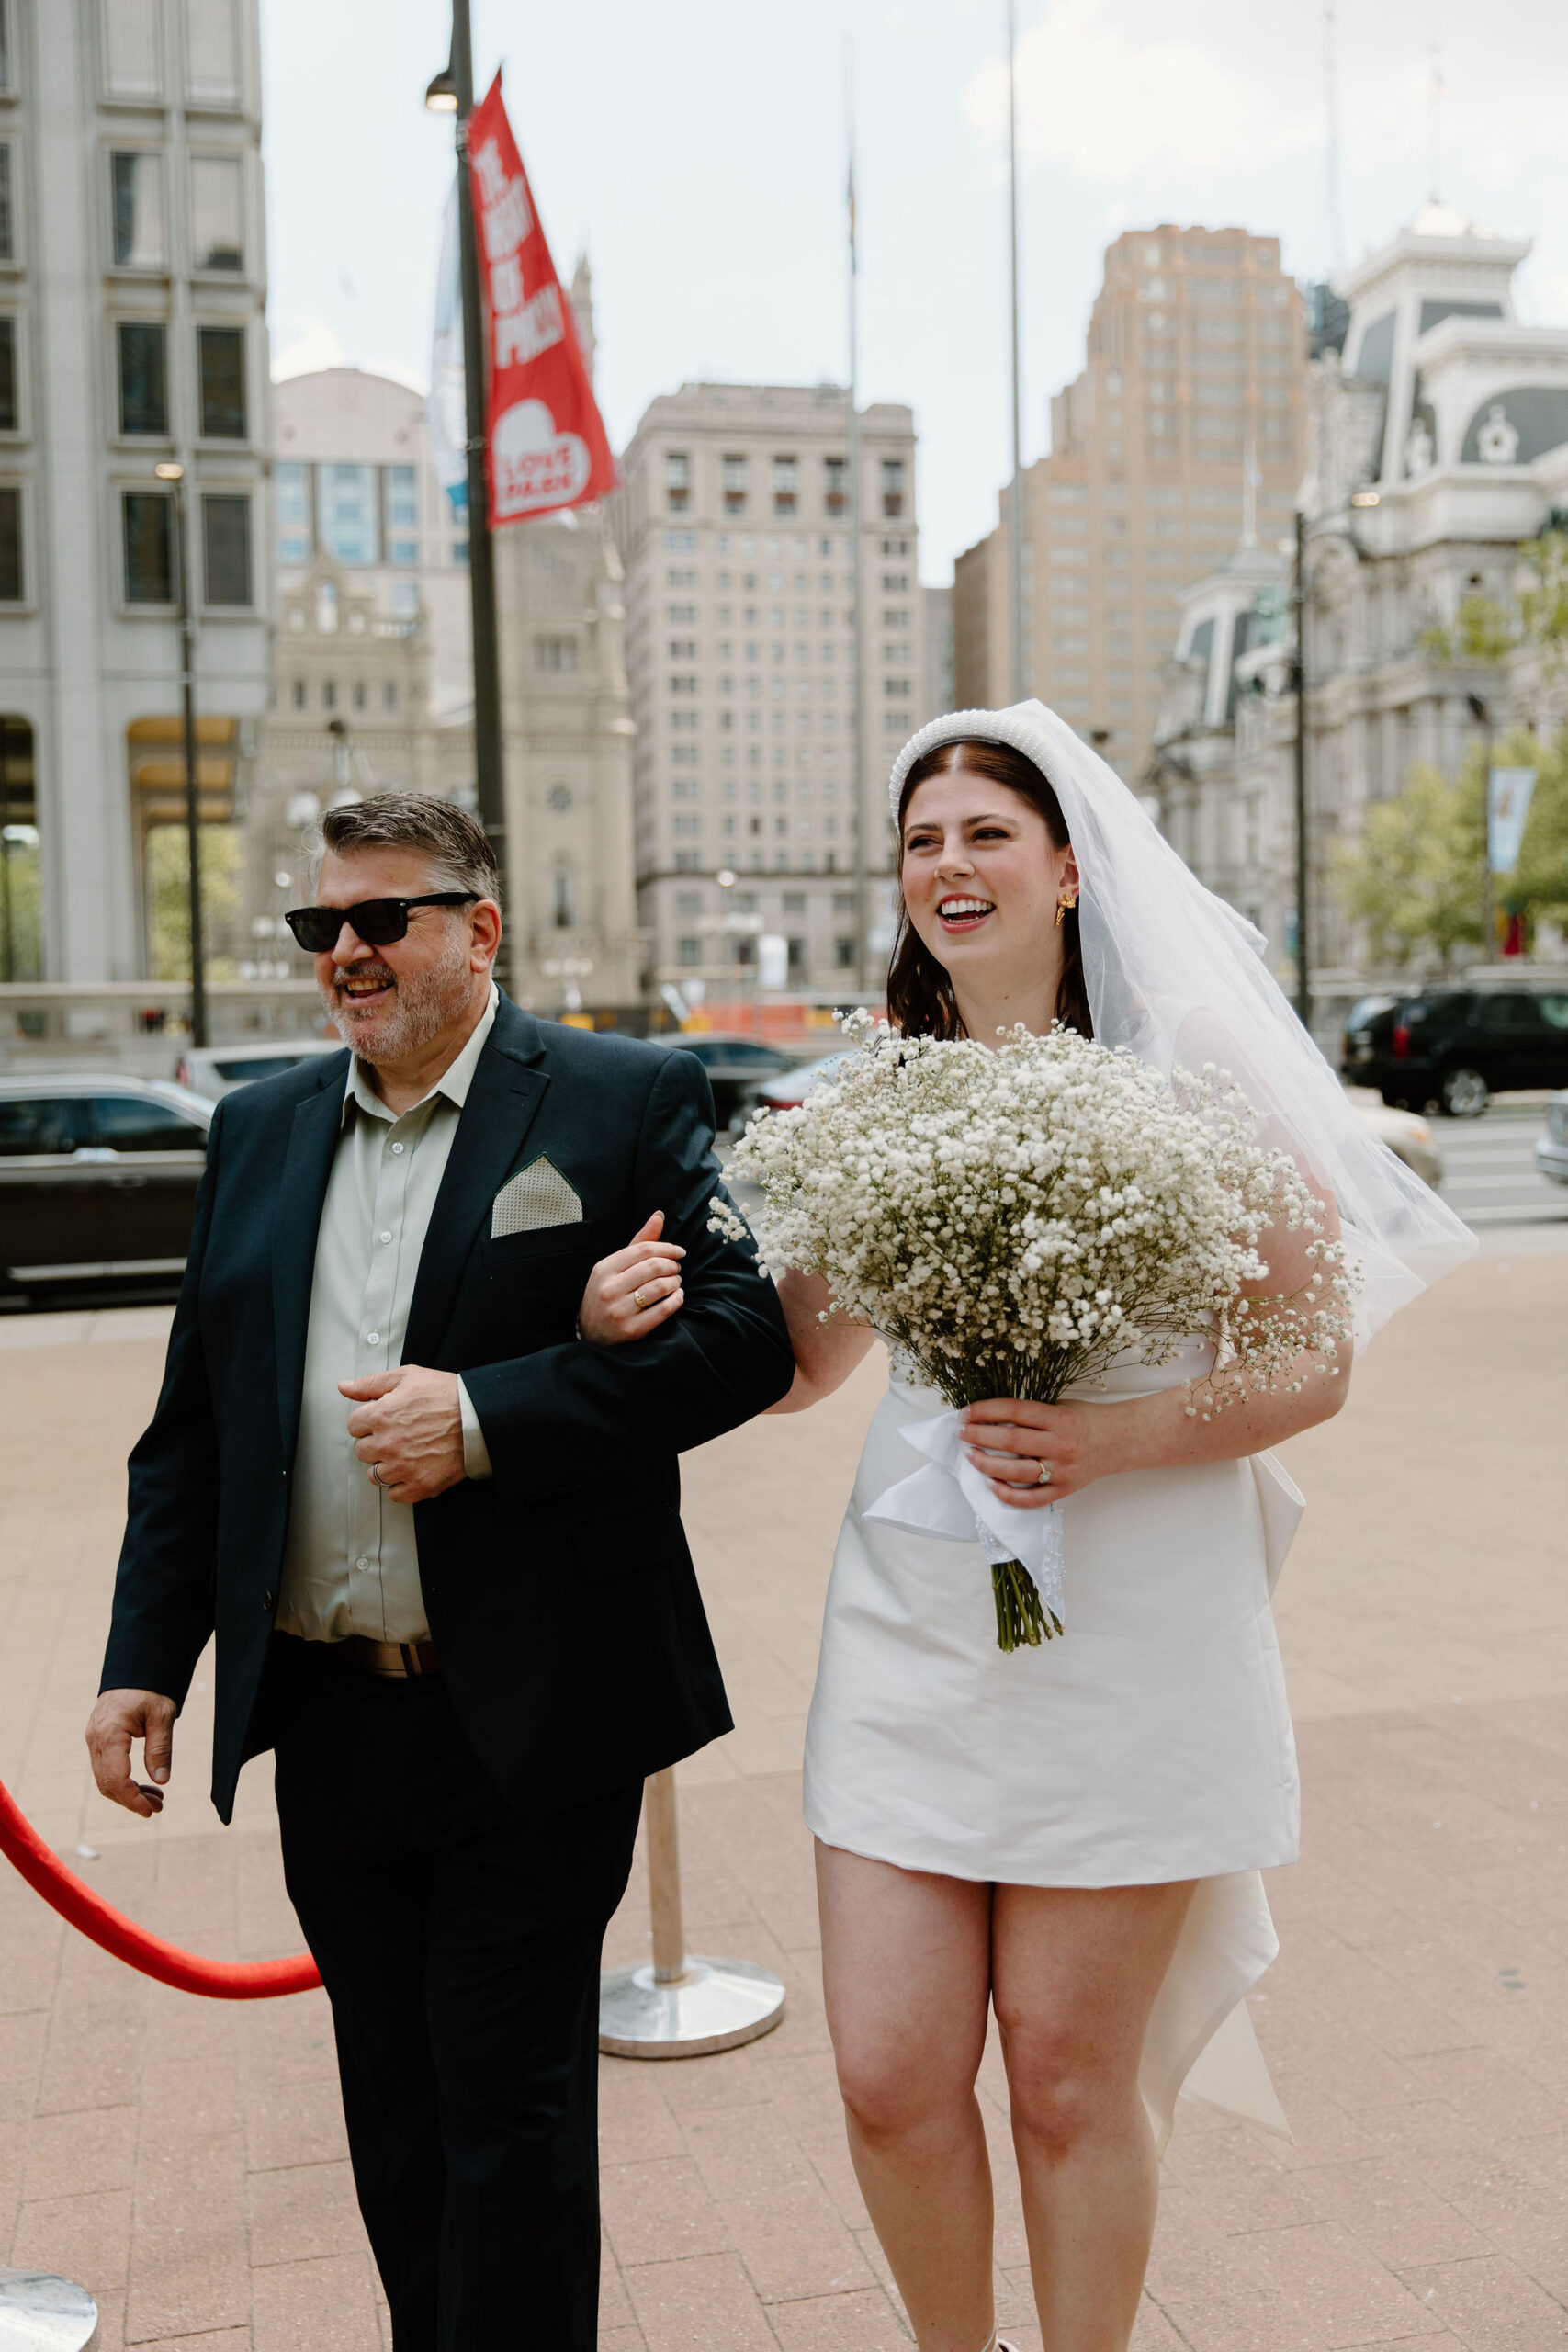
[{"xmin": 613, "ymin": 381, "xmax": 921, "ymax": 1001}]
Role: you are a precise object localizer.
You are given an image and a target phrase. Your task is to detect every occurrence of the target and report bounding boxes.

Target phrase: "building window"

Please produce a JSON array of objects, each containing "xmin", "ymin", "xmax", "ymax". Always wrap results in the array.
[
  {"xmin": 676, "ymin": 935, "xmax": 702, "ymax": 966},
  {"xmin": 535, "ymin": 634, "xmax": 579, "ymax": 673},
  {"xmin": 834, "ymin": 935, "xmax": 857, "ymax": 968},
  {"xmin": 771, "ymin": 456, "xmax": 797, "ymax": 514},
  {"xmin": 664, "ymin": 452, "xmax": 690, "ymax": 512},
  {"xmin": 117, "ymin": 321, "xmax": 167, "ymax": 436},
  {"xmin": 276, "ymin": 458, "xmax": 310, "ymax": 564},
  {"xmin": 722, "ymin": 455, "xmax": 748, "ymax": 514},
  {"xmin": 384, "ymin": 463, "xmax": 418, "ymax": 563},
  {"xmin": 122, "ymin": 490, "xmax": 174, "ymax": 603},
  {"xmin": 319, "ymin": 462, "xmax": 378, "ymax": 565},
  {"xmin": 0, "ymin": 142, "xmax": 13, "ymax": 266},
  {"xmin": 190, "ymin": 154, "xmax": 243, "ymax": 270},
  {"xmin": 201, "ymin": 492, "xmax": 250, "ymax": 605},
  {"xmin": 105, "ymin": 0, "xmax": 163, "ymax": 100},
  {"xmin": 321, "ymin": 679, "xmax": 337, "ymax": 710},
  {"xmin": 880, "ymin": 459, "xmax": 905, "ymax": 518},
  {"xmin": 110, "ymin": 152, "xmax": 164, "ymax": 270},
  {"xmin": 384, "ymin": 681, "xmax": 397, "ymax": 711},
  {"xmin": 824, "ymin": 456, "xmax": 846, "ymax": 513},
  {"xmin": 552, "ymin": 862, "xmax": 576, "ymax": 928},
  {"xmin": 0, "ymin": 486, "xmax": 22, "ymax": 601},
  {"xmin": 197, "ymin": 325, "xmax": 245, "ymax": 437},
  {"xmin": 0, "ymin": 317, "xmax": 16, "ymax": 433},
  {"xmin": 186, "ymin": 0, "xmax": 240, "ymax": 107},
  {"xmin": 451, "ymin": 538, "xmax": 468, "ymax": 565},
  {"xmin": 290, "ymin": 678, "xmax": 306, "ymax": 708},
  {"xmin": 353, "ymin": 680, "xmax": 367, "ymax": 711},
  {"xmin": 0, "ymin": 3, "xmax": 11, "ymax": 93},
  {"xmin": 390, "ymin": 580, "xmax": 419, "ymax": 619}
]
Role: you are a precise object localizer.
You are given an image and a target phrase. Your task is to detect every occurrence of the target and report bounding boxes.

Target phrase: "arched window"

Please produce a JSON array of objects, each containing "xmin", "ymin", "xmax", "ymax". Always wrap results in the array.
[
  {"xmin": 0, "ymin": 713, "xmax": 39, "ymax": 979},
  {"xmin": 551, "ymin": 859, "xmax": 576, "ymax": 930}
]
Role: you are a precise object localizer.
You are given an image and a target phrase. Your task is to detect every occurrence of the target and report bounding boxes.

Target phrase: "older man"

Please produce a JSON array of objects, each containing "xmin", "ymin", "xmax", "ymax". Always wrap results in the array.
[{"xmin": 86, "ymin": 796, "xmax": 794, "ymax": 2349}]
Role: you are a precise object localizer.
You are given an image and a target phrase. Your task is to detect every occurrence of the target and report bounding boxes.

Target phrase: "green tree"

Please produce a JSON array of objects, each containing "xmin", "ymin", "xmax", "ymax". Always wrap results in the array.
[
  {"xmin": 145, "ymin": 821, "xmax": 242, "ymax": 982},
  {"xmin": 1512, "ymin": 721, "xmax": 1568, "ymax": 933},
  {"xmin": 1331, "ymin": 758, "xmax": 1486, "ymax": 970}
]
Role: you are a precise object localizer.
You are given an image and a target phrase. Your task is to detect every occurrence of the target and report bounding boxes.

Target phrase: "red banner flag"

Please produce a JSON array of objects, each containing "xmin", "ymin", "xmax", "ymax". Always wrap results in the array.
[{"xmin": 466, "ymin": 73, "xmax": 616, "ymax": 526}]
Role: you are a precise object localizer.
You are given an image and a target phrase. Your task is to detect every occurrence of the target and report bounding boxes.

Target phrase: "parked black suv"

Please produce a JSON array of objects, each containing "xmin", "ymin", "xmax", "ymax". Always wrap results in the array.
[
  {"xmin": 1343, "ymin": 986, "xmax": 1568, "ymax": 1116},
  {"xmin": 0, "ymin": 1076, "xmax": 212, "ymax": 1302}
]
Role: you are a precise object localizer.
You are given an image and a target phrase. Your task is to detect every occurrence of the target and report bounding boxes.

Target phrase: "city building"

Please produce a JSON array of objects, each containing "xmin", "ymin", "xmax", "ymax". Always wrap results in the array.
[
  {"xmin": 0, "ymin": 0, "xmax": 270, "ymax": 982},
  {"xmin": 614, "ymin": 381, "xmax": 920, "ymax": 1001},
  {"xmin": 265, "ymin": 349, "xmax": 640, "ymax": 1010},
  {"xmin": 953, "ymin": 226, "xmax": 1307, "ymax": 780},
  {"xmin": 922, "ymin": 582, "xmax": 953, "ymax": 723},
  {"xmin": 1145, "ymin": 203, "xmax": 1568, "ymax": 1012}
]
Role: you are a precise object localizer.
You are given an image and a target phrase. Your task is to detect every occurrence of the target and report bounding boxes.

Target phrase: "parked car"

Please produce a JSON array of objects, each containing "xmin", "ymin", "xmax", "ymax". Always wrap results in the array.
[
  {"xmin": 1536, "ymin": 1091, "xmax": 1568, "ymax": 1186},
  {"xmin": 175, "ymin": 1037, "xmax": 343, "ymax": 1101},
  {"xmin": 735, "ymin": 1052, "xmax": 853, "ymax": 1125},
  {"xmin": 1355, "ymin": 1101, "xmax": 1442, "ymax": 1188},
  {"xmin": 0, "ymin": 1075, "xmax": 213, "ymax": 1303},
  {"xmin": 662, "ymin": 1035, "xmax": 807, "ymax": 1130},
  {"xmin": 1342, "ymin": 985, "xmax": 1568, "ymax": 1116}
]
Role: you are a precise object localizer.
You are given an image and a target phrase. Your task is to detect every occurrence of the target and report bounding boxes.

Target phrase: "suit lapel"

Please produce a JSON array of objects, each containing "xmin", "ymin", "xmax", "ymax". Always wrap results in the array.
[
  {"xmin": 402, "ymin": 1021, "xmax": 551, "ymax": 1366},
  {"xmin": 272, "ymin": 1073, "xmax": 347, "ymax": 1461}
]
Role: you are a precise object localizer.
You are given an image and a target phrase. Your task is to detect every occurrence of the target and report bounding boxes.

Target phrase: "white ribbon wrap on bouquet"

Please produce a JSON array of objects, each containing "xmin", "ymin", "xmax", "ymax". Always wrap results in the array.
[{"xmin": 863, "ymin": 1408, "xmax": 1065, "ymax": 1627}]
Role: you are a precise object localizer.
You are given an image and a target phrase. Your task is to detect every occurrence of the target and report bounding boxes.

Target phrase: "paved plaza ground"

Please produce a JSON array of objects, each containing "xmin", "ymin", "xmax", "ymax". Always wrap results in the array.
[{"xmin": 0, "ymin": 1231, "xmax": 1565, "ymax": 2349}]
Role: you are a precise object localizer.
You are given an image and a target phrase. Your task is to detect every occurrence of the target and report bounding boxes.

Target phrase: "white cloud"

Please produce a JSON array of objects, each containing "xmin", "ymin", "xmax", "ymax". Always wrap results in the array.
[{"xmin": 269, "ymin": 316, "xmax": 349, "ymax": 382}]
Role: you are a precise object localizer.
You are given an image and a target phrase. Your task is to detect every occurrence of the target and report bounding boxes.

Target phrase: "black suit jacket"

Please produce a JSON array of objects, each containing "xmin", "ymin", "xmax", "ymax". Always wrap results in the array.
[{"xmin": 100, "ymin": 998, "xmax": 795, "ymax": 1823}]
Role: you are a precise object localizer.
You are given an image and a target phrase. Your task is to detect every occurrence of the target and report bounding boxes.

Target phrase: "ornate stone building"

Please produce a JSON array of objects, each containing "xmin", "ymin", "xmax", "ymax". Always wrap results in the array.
[{"xmin": 1147, "ymin": 203, "xmax": 1568, "ymax": 1012}]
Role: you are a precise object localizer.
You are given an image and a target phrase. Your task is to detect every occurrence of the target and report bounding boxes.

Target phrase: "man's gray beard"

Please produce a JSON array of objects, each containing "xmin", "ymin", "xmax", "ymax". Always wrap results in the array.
[{"xmin": 320, "ymin": 927, "xmax": 478, "ymax": 1067}]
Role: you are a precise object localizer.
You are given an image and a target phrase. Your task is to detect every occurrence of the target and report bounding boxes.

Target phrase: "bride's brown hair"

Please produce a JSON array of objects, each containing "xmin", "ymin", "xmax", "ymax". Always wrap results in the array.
[{"xmin": 886, "ymin": 738, "xmax": 1091, "ymax": 1042}]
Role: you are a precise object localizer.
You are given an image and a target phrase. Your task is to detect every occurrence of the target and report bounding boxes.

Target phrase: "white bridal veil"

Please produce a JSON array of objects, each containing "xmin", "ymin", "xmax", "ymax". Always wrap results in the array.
[{"xmin": 889, "ymin": 699, "xmax": 1475, "ymax": 1344}]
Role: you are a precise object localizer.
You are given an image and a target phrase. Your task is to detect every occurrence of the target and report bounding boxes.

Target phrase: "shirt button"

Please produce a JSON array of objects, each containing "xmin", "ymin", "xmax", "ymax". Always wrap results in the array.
[
  {"xmin": 379, "ymin": 1230, "xmax": 392, "ymax": 1244},
  {"xmin": 390, "ymin": 1141, "xmax": 405, "ymax": 1155},
  {"xmin": 367, "ymin": 1331, "xmax": 380, "ymax": 1347},
  {"xmin": 355, "ymin": 1555, "xmax": 370, "ymax": 1572}
]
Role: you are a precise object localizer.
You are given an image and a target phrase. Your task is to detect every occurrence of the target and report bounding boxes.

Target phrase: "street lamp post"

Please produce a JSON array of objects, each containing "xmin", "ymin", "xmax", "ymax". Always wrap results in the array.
[
  {"xmin": 427, "ymin": 1, "xmax": 509, "ymax": 989},
  {"xmin": 156, "ymin": 460, "xmax": 207, "ymax": 1048},
  {"xmin": 1291, "ymin": 509, "xmax": 1311, "ymax": 1035}
]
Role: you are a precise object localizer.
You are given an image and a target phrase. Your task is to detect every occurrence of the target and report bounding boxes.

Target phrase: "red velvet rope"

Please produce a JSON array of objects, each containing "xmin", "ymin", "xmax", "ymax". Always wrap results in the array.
[{"xmin": 0, "ymin": 1776, "xmax": 321, "ymax": 1999}]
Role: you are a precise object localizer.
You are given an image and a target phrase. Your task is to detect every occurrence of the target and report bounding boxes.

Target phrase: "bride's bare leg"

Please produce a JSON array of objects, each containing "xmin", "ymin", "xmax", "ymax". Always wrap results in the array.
[
  {"xmin": 991, "ymin": 1879, "xmax": 1197, "ymax": 2350},
  {"xmin": 816, "ymin": 1841, "xmax": 996, "ymax": 2351}
]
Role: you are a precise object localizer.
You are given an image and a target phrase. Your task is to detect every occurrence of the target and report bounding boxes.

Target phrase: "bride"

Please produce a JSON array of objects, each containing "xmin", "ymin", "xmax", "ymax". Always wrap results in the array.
[{"xmin": 578, "ymin": 702, "xmax": 1471, "ymax": 2352}]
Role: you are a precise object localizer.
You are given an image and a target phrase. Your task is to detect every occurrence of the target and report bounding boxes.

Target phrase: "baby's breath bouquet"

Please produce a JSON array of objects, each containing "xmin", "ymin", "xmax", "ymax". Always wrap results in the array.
[{"xmin": 715, "ymin": 1013, "xmax": 1354, "ymax": 1652}]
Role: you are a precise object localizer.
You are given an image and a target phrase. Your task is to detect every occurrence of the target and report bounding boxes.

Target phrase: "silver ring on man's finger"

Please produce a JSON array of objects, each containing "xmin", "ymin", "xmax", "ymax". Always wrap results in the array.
[
  {"xmin": 1036, "ymin": 1459, "xmax": 1053, "ymax": 1486},
  {"xmin": 370, "ymin": 1461, "xmax": 386, "ymax": 1487}
]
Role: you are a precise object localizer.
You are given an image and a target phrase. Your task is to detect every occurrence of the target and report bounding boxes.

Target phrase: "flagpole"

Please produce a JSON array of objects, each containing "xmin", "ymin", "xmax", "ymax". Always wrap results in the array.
[
  {"xmin": 449, "ymin": 0, "xmax": 509, "ymax": 983},
  {"xmin": 1007, "ymin": 0, "xmax": 1025, "ymax": 702},
  {"xmin": 846, "ymin": 49, "xmax": 869, "ymax": 996}
]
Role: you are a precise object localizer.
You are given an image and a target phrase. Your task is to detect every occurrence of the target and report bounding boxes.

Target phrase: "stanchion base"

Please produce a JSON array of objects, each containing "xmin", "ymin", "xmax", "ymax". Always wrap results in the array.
[
  {"xmin": 0, "ymin": 2272, "xmax": 98, "ymax": 2350},
  {"xmin": 599, "ymin": 1955, "xmax": 785, "ymax": 2058}
]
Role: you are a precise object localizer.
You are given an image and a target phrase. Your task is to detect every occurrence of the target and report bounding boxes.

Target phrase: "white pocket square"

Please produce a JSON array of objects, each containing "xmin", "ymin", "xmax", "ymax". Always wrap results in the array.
[{"xmin": 491, "ymin": 1157, "xmax": 583, "ymax": 1238}]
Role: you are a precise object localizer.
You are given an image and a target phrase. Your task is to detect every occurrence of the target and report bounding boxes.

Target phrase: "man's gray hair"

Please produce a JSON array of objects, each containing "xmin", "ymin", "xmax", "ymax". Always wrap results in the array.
[{"xmin": 313, "ymin": 793, "xmax": 501, "ymax": 903}]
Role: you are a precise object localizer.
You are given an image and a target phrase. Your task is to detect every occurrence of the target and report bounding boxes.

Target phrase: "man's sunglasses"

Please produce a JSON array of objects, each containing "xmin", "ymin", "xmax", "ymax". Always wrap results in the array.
[{"xmin": 284, "ymin": 892, "xmax": 479, "ymax": 954}]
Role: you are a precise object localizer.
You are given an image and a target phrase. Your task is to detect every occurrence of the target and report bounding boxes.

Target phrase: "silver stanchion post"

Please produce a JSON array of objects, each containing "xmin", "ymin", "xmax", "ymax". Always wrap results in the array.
[
  {"xmin": 599, "ymin": 1767, "xmax": 784, "ymax": 2058},
  {"xmin": 0, "ymin": 2271, "xmax": 98, "ymax": 2349}
]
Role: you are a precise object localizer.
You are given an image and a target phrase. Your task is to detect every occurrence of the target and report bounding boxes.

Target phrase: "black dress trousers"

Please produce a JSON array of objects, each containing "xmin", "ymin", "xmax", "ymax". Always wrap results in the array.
[{"xmin": 269, "ymin": 1637, "xmax": 643, "ymax": 2352}]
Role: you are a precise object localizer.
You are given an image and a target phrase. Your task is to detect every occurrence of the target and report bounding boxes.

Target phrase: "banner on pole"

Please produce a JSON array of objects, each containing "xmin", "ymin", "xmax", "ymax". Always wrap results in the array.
[
  {"xmin": 466, "ymin": 73, "xmax": 616, "ymax": 526},
  {"xmin": 1487, "ymin": 766, "xmax": 1537, "ymax": 874},
  {"xmin": 426, "ymin": 180, "xmax": 468, "ymax": 524}
]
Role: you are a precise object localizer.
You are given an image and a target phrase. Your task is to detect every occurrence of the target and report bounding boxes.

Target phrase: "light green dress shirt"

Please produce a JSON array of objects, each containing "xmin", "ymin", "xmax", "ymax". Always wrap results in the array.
[{"xmin": 276, "ymin": 987, "xmax": 497, "ymax": 1645}]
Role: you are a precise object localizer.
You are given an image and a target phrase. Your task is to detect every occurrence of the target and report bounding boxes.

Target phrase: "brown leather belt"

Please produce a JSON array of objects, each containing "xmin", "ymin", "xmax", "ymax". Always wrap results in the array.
[{"xmin": 341, "ymin": 1636, "xmax": 441, "ymax": 1679}]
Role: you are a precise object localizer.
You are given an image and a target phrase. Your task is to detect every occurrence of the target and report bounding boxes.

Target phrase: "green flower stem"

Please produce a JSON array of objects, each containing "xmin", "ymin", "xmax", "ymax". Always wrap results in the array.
[{"xmin": 991, "ymin": 1557, "xmax": 1063, "ymax": 1653}]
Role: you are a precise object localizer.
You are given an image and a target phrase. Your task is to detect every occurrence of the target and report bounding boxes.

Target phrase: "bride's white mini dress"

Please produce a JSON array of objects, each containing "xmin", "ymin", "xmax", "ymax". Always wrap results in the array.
[{"xmin": 802, "ymin": 1338, "xmax": 1304, "ymax": 2148}]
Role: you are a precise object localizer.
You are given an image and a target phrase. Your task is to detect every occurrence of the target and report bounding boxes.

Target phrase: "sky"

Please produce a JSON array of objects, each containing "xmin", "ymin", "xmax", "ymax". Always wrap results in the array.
[{"xmin": 260, "ymin": 0, "xmax": 1568, "ymax": 585}]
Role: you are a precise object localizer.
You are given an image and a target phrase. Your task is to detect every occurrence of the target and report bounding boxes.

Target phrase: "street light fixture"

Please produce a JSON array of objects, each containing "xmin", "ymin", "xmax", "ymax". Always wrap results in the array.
[
  {"xmin": 423, "ymin": 63, "xmax": 457, "ymax": 113},
  {"xmin": 154, "ymin": 460, "xmax": 209, "ymax": 1046}
]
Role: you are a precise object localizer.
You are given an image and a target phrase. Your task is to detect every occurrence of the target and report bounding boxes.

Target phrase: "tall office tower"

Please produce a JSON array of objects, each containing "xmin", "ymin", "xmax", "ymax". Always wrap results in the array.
[
  {"xmin": 953, "ymin": 226, "xmax": 1306, "ymax": 781},
  {"xmin": 0, "ymin": 0, "xmax": 270, "ymax": 983},
  {"xmin": 615, "ymin": 383, "xmax": 920, "ymax": 1001}
]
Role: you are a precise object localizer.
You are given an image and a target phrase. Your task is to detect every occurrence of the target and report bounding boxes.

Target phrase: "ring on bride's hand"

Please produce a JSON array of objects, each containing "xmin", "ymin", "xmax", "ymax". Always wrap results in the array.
[
  {"xmin": 1036, "ymin": 1459, "xmax": 1053, "ymax": 1486},
  {"xmin": 633, "ymin": 1286, "xmax": 649, "ymax": 1311}
]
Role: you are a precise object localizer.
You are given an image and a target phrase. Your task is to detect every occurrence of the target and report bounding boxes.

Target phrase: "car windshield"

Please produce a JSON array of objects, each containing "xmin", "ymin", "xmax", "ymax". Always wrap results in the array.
[
  {"xmin": 1346, "ymin": 995, "xmax": 1396, "ymax": 1029},
  {"xmin": 211, "ymin": 1054, "xmax": 312, "ymax": 1082}
]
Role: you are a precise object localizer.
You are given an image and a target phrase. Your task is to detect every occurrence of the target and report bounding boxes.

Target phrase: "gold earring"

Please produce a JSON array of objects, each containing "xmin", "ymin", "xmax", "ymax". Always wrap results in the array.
[{"xmin": 1055, "ymin": 891, "xmax": 1077, "ymax": 929}]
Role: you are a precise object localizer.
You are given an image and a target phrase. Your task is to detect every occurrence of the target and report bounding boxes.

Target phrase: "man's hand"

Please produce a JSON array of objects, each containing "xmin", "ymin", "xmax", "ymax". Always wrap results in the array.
[
  {"xmin": 341, "ymin": 1365, "xmax": 466, "ymax": 1504},
  {"xmin": 86, "ymin": 1689, "xmax": 176, "ymax": 1817}
]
